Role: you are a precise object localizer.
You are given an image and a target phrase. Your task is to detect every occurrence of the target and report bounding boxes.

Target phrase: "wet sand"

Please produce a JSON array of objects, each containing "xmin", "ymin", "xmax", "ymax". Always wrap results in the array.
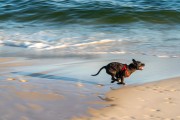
[{"xmin": 0, "ymin": 57, "xmax": 106, "ymax": 120}]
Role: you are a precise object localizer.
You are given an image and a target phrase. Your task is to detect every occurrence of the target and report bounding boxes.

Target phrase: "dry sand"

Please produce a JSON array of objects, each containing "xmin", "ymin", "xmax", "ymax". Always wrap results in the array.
[{"xmin": 73, "ymin": 77, "xmax": 180, "ymax": 120}]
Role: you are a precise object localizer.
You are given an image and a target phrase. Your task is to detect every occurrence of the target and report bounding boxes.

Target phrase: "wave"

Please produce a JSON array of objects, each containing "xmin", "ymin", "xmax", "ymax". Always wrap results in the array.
[
  {"xmin": 0, "ymin": 0, "xmax": 180, "ymax": 25},
  {"xmin": 0, "ymin": 39, "xmax": 116, "ymax": 50},
  {"xmin": 0, "ymin": 38, "xmax": 179, "ymax": 58}
]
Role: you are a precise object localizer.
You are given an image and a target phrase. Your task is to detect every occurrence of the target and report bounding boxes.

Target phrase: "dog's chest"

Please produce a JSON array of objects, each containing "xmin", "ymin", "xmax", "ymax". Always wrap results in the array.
[{"xmin": 124, "ymin": 69, "xmax": 131, "ymax": 77}]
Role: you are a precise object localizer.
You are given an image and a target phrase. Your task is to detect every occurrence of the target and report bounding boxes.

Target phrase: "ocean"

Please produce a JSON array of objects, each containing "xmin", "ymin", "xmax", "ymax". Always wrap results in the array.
[{"xmin": 0, "ymin": 0, "xmax": 180, "ymax": 58}]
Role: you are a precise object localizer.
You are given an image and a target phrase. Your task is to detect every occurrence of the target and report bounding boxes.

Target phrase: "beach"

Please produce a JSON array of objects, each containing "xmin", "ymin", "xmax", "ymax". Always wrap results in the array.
[
  {"xmin": 73, "ymin": 77, "xmax": 180, "ymax": 120},
  {"xmin": 0, "ymin": 52, "xmax": 180, "ymax": 120},
  {"xmin": 0, "ymin": 55, "xmax": 106, "ymax": 120},
  {"xmin": 0, "ymin": 0, "xmax": 180, "ymax": 120}
]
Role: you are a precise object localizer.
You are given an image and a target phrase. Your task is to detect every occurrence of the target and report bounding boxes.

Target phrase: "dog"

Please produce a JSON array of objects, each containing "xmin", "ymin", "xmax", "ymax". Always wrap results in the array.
[{"xmin": 91, "ymin": 59, "xmax": 145, "ymax": 85}]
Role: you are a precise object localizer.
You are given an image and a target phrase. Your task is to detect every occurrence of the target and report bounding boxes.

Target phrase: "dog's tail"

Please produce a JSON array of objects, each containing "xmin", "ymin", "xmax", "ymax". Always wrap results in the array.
[{"xmin": 91, "ymin": 66, "xmax": 106, "ymax": 76}]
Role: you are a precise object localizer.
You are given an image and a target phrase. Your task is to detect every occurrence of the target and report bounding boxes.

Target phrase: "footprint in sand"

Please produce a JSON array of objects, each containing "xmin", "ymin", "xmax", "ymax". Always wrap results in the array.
[
  {"xmin": 144, "ymin": 115, "xmax": 172, "ymax": 120},
  {"xmin": 169, "ymin": 89, "xmax": 177, "ymax": 92},
  {"xmin": 152, "ymin": 88, "xmax": 164, "ymax": 93},
  {"xmin": 164, "ymin": 97, "xmax": 172, "ymax": 100},
  {"xmin": 19, "ymin": 79, "xmax": 28, "ymax": 83},
  {"xmin": 130, "ymin": 116, "xmax": 136, "ymax": 119},
  {"xmin": 150, "ymin": 108, "xmax": 161, "ymax": 112},
  {"xmin": 96, "ymin": 84, "xmax": 104, "ymax": 87},
  {"xmin": 164, "ymin": 97, "xmax": 176, "ymax": 105},
  {"xmin": 7, "ymin": 78, "xmax": 28, "ymax": 82},
  {"xmin": 76, "ymin": 83, "xmax": 84, "ymax": 87},
  {"xmin": 164, "ymin": 118, "xmax": 176, "ymax": 120},
  {"xmin": 164, "ymin": 89, "xmax": 177, "ymax": 92},
  {"xmin": 7, "ymin": 78, "xmax": 16, "ymax": 81}
]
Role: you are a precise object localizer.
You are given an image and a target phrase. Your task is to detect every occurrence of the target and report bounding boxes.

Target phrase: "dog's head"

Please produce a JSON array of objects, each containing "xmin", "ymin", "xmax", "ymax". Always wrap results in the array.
[{"xmin": 132, "ymin": 59, "xmax": 145, "ymax": 70}]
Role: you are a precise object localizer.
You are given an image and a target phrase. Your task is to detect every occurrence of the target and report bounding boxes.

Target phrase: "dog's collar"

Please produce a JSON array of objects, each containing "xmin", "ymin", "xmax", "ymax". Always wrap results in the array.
[{"xmin": 122, "ymin": 64, "xmax": 130, "ymax": 77}]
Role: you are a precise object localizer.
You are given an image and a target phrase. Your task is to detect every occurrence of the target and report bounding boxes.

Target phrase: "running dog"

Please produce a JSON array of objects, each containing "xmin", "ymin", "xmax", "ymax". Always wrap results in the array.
[{"xmin": 91, "ymin": 59, "xmax": 145, "ymax": 85}]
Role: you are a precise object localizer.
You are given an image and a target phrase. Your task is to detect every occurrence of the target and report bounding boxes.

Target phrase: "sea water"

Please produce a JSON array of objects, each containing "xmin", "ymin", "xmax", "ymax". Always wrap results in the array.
[{"xmin": 0, "ymin": 0, "xmax": 180, "ymax": 58}]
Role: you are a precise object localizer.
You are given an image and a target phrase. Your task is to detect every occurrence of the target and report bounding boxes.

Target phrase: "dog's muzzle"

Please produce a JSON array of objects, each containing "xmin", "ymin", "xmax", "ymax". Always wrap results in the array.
[{"xmin": 139, "ymin": 66, "xmax": 144, "ymax": 70}]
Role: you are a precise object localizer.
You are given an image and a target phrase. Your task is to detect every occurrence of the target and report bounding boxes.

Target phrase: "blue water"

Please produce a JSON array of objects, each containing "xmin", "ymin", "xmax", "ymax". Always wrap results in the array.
[{"xmin": 0, "ymin": 0, "xmax": 180, "ymax": 58}]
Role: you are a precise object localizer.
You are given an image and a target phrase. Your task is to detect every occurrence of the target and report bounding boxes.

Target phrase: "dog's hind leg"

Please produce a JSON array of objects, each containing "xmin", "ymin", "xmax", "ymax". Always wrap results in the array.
[
  {"xmin": 111, "ymin": 75, "xmax": 117, "ymax": 83},
  {"xmin": 106, "ymin": 70, "xmax": 117, "ymax": 83}
]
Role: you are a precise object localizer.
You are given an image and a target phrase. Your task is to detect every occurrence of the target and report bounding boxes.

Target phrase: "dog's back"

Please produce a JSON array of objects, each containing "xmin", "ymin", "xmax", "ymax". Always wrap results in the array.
[{"xmin": 106, "ymin": 62, "xmax": 124, "ymax": 72}]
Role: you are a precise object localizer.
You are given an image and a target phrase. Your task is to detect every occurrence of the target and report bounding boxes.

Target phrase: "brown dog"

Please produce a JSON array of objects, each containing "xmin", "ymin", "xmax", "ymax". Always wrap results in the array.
[{"xmin": 91, "ymin": 59, "xmax": 145, "ymax": 85}]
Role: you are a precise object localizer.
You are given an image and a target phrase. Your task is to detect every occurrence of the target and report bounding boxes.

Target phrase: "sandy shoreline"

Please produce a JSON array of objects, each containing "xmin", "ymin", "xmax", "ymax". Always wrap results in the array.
[
  {"xmin": 0, "ymin": 56, "xmax": 180, "ymax": 120},
  {"xmin": 0, "ymin": 57, "xmax": 106, "ymax": 120},
  {"xmin": 73, "ymin": 77, "xmax": 180, "ymax": 120}
]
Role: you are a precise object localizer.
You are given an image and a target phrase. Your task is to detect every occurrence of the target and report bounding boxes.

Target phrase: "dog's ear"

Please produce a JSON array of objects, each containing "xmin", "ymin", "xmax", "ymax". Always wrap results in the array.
[{"xmin": 132, "ymin": 59, "xmax": 137, "ymax": 63}]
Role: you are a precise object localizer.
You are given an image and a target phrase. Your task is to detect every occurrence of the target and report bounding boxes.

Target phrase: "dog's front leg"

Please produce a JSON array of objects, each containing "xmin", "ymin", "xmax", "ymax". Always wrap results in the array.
[
  {"xmin": 117, "ymin": 78, "xmax": 121, "ymax": 83},
  {"xmin": 117, "ymin": 76, "xmax": 125, "ymax": 85},
  {"xmin": 121, "ymin": 76, "xmax": 125, "ymax": 85}
]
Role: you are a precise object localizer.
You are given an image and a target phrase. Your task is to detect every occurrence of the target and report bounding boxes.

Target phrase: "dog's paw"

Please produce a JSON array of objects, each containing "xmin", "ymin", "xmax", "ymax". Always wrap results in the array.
[
  {"xmin": 117, "ymin": 82, "xmax": 126, "ymax": 85},
  {"xmin": 111, "ymin": 80, "xmax": 115, "ymax": 83},
  {"xmin": 117, "ymin": 82, "xmax": 121, "ymax": 85}
]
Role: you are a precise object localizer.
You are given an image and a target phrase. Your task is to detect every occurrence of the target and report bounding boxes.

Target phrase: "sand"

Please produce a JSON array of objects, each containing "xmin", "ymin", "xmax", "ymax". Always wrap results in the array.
[
  {"xmin": 73, "ymin": 77, "xmax": 180, "ymax": 120},
  {"xmin": 0, "ymin": 57, "xmax": 105, "ymax": 120},
  {"xmin": 0, "ymin": 56, "xmax": 180, "ymax": 120}
]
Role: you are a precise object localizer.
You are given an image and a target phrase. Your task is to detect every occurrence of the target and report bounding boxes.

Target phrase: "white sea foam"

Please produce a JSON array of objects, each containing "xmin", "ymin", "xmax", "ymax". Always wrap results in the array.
[
  {"xmin": 0, "ymin": 28, "xmax": 179, "ymax": 58},
  {"xmin": 73, "ymin": 39, "xmax": 115, "ymax": 47},
  {"xmin": 0, "ymin": 38, "xmax": 179, "ymax": 58},
  {"xmin": 28, "ymin": 43, "xmax": 50, "ymax": 49},
  {"xmin": 156, "ymin": 55, "xmax": 180, "ymax": 58},
  {"xmin": 156, "ymin": 55, "xmax": 170, "ymax": 58},
  {"xmin": 0, "ymin": 38, "xmax": 116, "ymax": 50}
]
